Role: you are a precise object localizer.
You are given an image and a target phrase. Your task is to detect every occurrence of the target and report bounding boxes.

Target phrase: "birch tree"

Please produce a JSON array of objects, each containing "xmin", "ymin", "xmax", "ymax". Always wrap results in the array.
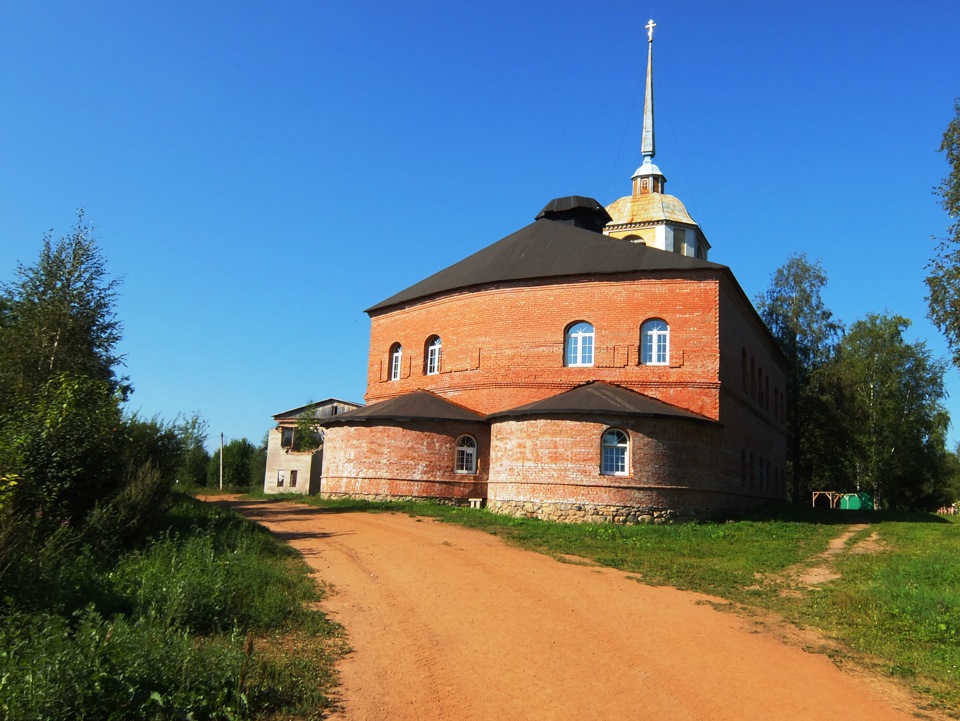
[
  {"xmin": 756, "ymin": 254, "xmax": 843, "ymax": 503},
  {"xmin": 836, "ymin": 314, "xmax": 950, "ymax": 510},
  {"xmin": 927, "ymin": 100, "xmax": 960, "ymax": 368}
]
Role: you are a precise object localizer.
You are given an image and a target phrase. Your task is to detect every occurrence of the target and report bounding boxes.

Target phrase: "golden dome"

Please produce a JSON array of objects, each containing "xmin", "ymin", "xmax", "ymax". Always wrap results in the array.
[{"xmin": 605, "ymin": 192, "xmax": 699, "ymax": 229}]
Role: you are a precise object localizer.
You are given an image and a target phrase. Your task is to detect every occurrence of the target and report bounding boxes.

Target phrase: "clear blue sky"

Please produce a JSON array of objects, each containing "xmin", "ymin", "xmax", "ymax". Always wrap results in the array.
[{"xmin": 2, "ymin": 1, "xmax": 958, "ymax": 450}]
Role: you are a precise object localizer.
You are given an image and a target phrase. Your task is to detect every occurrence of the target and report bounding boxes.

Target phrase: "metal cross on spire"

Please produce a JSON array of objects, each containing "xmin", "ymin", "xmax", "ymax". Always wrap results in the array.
[{"xmin": 640, "ymin": 19, "xmax": 656, "ymax": 161}]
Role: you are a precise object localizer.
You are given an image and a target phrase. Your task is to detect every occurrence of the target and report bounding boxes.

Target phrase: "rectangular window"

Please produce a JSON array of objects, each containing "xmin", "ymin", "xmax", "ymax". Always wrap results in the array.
[
  {"xmin": 655, "ymin": 334, "xmax": 667, "ymax": 364},
  {"xmin": 427, "ymin": 345, "xmax": 440, "ymax": 374},
  {"xmin": 576, "ymin": 336, "xmax": 593, "ymax": 366},
  {"xmin": 277, "ymin": 470, "xmax": 285, "ymax": 487},
  {"xmin": 290, "ymin": 470, "xmax": 298, "ymax": 488},
  {"xmin": 673, "ymin": 229, "xmax": 686, "ymax": 255},
  {"xmin": 455, "ymin": 448, "xmax": 475, "ymax": 473},
  {"xmin": 602, "ymin": 446, "xmax": 626, "ymax": 475},
  {"xmin": 391, "ymin": 354, "xmax": 401, "ymax": 380},
  {"xmin": 281, "ymin": 427, "xmax": 294, "ymax": 448}
]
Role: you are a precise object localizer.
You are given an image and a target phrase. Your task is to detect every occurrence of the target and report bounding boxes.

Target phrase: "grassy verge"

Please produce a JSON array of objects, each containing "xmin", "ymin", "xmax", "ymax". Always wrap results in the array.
[
  {"xmin": 784, "ymin": 519, "xmax": 960, "ymax": 712},
  {"xmin": 254, "ymin": 492, "xmax": 960, "ymax": 714},
  {"xmin": 0, "ymin": 494, "xmax": 342, "ymax": 720}
]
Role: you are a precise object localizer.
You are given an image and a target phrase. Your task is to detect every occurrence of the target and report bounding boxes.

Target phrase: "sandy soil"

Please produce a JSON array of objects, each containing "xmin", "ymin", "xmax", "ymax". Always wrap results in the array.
[{"xmin": 206, "ymin": 498, "xmax": 943, "ymax": 721}]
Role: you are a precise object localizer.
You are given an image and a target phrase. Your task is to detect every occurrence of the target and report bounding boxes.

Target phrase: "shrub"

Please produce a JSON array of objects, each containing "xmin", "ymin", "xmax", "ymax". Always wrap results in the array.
[
  {"xmin": 112, "ymin": 498, "xmax": 319, "ymax": 633},
  {"xmin": 82, "ymin": 462, "xmax": 174, "ymax": 552},
  {"xmin": 0, "ymin": 498, "xmax": 339, "ymax": 720},
  {"xmin": 0, "ymin": 608, "xmax": 258, "ymax": 720}
]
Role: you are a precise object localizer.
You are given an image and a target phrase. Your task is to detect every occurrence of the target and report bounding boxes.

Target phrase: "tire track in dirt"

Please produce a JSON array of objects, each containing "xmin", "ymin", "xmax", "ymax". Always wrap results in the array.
[{"xmin": 210, "ymin": 499, "xmax": 944, "ymax": 721}]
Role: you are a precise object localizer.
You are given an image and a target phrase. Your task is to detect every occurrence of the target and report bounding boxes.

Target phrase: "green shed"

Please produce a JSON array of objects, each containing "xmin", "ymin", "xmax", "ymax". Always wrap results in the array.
[{"xmin": 839, "ymin": 492, "xmax": 873, "ymax": 510}]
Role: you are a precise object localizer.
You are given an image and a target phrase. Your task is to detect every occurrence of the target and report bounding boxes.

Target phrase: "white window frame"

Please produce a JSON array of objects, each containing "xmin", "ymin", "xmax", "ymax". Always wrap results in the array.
[
  {"xmin": 565, "ymin": 322, "xmax": 595, "ymax": 367},
  {"xmin": 453, "ymin": 435, "xmax": 478, "ymax": 473},
  {"xmin": 601, "ymin": 429, "xmax": 629, "ymax": 476},
  {"xmin": 390, "ymin": 344, "xmax": 402, "ymax": 381},
  {"xmin": 641, "ymin": 319, "xmax": 669, "ymax": 365},
  {"xmin": 426, "ymin": 336, "xmax": 442, "ymax": 375},
  {"xmin": 455, "ymin": 435, "xmax": 478, "ymax": 474}
]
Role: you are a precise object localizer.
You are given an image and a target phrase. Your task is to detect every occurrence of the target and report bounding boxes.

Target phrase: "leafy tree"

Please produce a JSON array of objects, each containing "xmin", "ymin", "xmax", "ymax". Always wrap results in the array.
[
  {"xmin": 798, "ymin": 362, "xmax": 854, "ymax": 494},
  {"xmin": 171, "ymin": 412, "xmax": 210, "ymax": 487},
  {"xmin": 0, "ymin": 210, "xmax": 126, "ymax": 408},
  {"xmin": 0, "ymin": 214, "xmax": 130, "ymax": 526},
  {"xmin": 3, "ymin": 373, "xmax": 123, "ymax": 523},
  {"xmin": 250, "ymin": 434, "xmax": 268, "ymax": 488},
  {"xmin": 756, "ymin": 254, "xmax": 844, "ymax": 503},
  {"xmin": 208, "ymin": 438, "xmax": 261, "ymax": 490},
  {"xmin": 178, "ymin": 444, "xmax": 212, "ymax": 487},
  {"xmin": 121, "ymin": 413, "xmax": 185, "ymax": 480},
  {"xmin": 945, "ymin": 444, "xmax": 960, "ymax": 506},
  {"xmin": 294, "ymin": 407, "xmax": 324, "ymax": 452},
  {"xmin": 835, "ymin": 314, "xmax": 950, "ymax": 510},
  {"xmin": 926, "ymin": 100, "xmax": 960, "ymax": 367}
]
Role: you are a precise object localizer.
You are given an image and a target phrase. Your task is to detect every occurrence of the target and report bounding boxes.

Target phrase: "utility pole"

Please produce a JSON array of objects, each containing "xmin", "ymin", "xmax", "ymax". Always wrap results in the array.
[{"xmin": 219, "ymin": 432, "xmax": 224, "ymax": 490}]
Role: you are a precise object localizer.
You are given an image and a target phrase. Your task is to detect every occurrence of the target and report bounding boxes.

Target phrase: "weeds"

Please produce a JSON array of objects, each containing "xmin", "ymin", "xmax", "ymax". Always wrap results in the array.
[
  {"xmin": 0, "ymin": 494, "xmax": 340, "ymax": 720},
  {"xmin": 792, "ymin": 519, "xmax": 960, "ymax": 709}
]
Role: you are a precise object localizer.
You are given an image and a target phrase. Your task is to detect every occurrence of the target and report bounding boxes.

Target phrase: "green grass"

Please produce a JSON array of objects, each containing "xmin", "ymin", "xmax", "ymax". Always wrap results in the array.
[
  {"xmin": 785, "ymin": 519, "xmax": 960, "ymax": 712},
  {"xmin": 0, "ymin": 494, "xmax": 342, "ymax": 720},
  {"xmin": 259, "ymin": 492, "xmax": 960, "ymax": 714}
]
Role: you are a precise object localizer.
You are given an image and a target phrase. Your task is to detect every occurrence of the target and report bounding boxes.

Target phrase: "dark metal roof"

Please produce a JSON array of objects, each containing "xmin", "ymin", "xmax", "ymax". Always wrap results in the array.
[
  {"xmin": 535, "ymin": 196, "xmax": 613, "ymax": 231},
  {"xmin": 318, "ymin": 390, "xmax": 486, "ymax": 426},
  {"xmin": 366, "ymin": 216, "xmax": 726, "ymax": 314},
  {"xmin": 488, "ymin": 382, "xmax": 714, "ymax": 423}
]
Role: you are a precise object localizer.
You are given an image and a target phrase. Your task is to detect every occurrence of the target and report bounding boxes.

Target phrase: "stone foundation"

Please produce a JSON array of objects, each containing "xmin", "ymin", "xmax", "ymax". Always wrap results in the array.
[
  {"xmin": 320, "ymin": 491, "xmax": 468, "ymax": 507},
  {"xmin": 320, "ymin": 492, "xmax": 727, "ymax": 523},
  {"xmin": 486, "ymin": 499, "xmax": 696, "ymax": 524}
]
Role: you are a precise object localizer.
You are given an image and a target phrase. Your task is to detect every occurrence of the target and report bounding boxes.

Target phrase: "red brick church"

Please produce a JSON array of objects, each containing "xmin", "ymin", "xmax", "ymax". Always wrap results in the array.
[{"xmin": 317, "ymin": 21, "xmax": 788, "ymax": 522}]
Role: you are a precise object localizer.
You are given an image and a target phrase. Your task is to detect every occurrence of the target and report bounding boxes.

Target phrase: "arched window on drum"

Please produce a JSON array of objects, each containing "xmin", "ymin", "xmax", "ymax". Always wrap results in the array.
[
  {"xmin": 455, "ymin": 435, "xmax": 478, "ymax": 474},
  {"xmin": 601, "ymin": 428, "xmax": 629, "ymax": 476}
]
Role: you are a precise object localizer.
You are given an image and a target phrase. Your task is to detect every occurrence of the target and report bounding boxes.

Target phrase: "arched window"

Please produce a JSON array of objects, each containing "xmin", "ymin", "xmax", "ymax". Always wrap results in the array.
[
  {"xmin": 641, "ymin": 319, "xmax": 669, "ymax": 365},
  {"xmin": 425, "ymin": 336, "xmax": 441, "ymax": 375},
  {"xmin": 601, "ymin": 428, "xmax": 629, "ymax": 476},
  {"xmin": 455, "ymin": 435, "xmax": 477, "ymax": 473},
  {"xmin": 564, "ymin": 322, "xmax": 594, "ymax": 367},
  {"xmin": 741, "ymin": 348, "xmax": 748, "ymax": 391},
  {"xmin": 389, "ymin": 343, "xmax": 402, "ymax": 381}
]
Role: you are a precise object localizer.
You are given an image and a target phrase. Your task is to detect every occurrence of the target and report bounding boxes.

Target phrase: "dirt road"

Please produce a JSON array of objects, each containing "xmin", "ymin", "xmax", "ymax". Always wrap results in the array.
[{"xmin": 211, "ymin": 498, "xmax": 933, "ymax": 720}]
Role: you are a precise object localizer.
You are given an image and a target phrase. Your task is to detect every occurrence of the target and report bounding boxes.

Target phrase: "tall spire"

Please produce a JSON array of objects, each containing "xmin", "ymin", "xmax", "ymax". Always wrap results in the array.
[
  {"xmin": 632, "ymin": 18, "xmax": 666, "ymax": 196},
  {"xmin": 641, "ymin": 18, "xmax": 656, "ymax": 161}
]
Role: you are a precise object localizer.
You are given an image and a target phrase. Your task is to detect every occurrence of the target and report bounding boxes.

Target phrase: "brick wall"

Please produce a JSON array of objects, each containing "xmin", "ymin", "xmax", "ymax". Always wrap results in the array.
[
  {"xmin": 486, "ymin": 415, "xmax": 773, "ymax": 518},
  {"xmin": 321, "ymin": 267, "xmax": 789, "ymax": 519},
  {"xmin": 366, "ymin": 273, "xmax": 722, "ymax": 419},
  {"xmin": 320, "ymin": 420, "xmax": 489, "ymax": 502},
  {"xmin": 716, "ymin": 279, "xmax": 789, "ymax": 498}
]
